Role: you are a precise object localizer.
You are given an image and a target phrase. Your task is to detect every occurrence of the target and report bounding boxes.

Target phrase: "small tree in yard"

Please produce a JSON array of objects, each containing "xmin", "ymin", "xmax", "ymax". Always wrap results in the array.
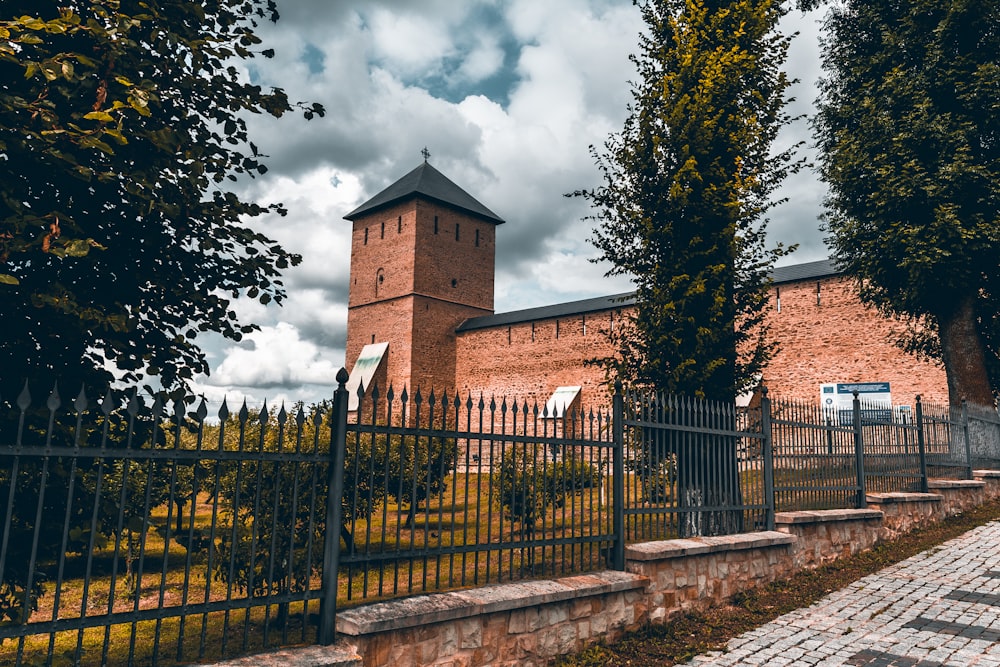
[
  {"xmin": 495, "ymin": 449, "xmax": 600, "ymax": 544},
  {"xmin": 214, "ymin": 401, "xmax": 459, "ymax": 624},
  {"xmin": 575, "ymin": 0, "xmax": 801, "ymax": 535}
]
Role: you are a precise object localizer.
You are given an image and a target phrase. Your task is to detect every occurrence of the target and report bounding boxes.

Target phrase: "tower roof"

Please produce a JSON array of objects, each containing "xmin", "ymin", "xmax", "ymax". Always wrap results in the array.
[{"xmin": 344, "ymin": 161, "xmax": 505, "ymax": 224}]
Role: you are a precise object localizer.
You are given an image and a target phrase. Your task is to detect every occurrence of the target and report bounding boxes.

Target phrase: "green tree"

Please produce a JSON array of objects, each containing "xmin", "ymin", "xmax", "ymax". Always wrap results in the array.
[
  {"xmin": 577, "ymin": 0, "xmax": 799, "ymax": 400},
  {"xmin": 495, "ymin": 449, "xmax": 599, "ymax": 540},
  {"xmin": 0, "ymin": 1, "xmax": 323, "ymax": 395},
  {"xmin": 214, "ymin": 401, "xmax": 460, "ymax": 620},
  {"xmin": 575, "ymin": 0, "xmax": 800, "ymax": 535},
  {"xmin": 806, "ymin": 0, "xmax": 1000, "ymax": 409}
]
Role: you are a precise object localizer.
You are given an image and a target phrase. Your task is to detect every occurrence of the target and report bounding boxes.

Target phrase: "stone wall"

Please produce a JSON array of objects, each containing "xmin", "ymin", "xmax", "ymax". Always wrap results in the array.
[
  {"xmin": 212, "ymin": 475, "xmax": 1000, "ymax": 667},
  {"xmin": 762, "ymin": 275, "xmax": 948, "ymax": 405},
  {"xmin": 447, "ymin": 274, "xmax": 948, "ymax": 410},
  {"xmin": 624, "ymin": 532, "xmax": 796, "ymax": 622},
  {"xmin": 337, "ymin": 571, "xmax": 647, "ymax": 667},
  {"xmin": 773, "ymin": 509, "xmax": 883, "ymax": 569}
]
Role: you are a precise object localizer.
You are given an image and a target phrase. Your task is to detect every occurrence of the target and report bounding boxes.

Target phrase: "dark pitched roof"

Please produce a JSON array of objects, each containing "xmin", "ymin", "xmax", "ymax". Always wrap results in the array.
[
  {"xmin": 344, "ymin": 161, "xmax": 504, "ymax": 224},
  {"xmin": 457, "ymin": 292, "xmax": 636, "ymax": 332},
  {"xmin": 456, "ymin": 259, "xmax": 841, "ymax": 332},
  {"xmin": 771, "ymin": 258, "xmax": 838, "ymax": 283}
]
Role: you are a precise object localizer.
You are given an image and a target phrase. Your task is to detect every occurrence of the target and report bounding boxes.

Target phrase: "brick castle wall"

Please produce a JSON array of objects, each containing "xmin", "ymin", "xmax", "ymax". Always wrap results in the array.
[
  {"xmin": 343, "ymin": 185, "xmax": 947, "ymax": 408},
  {"xmin": 346, "ymin": 197, "xmax": 496, "ymax": 395},
  {"xmin": 763, "ymin": 275, "xmax": 948, "ymax": 406},
  {"xmin": 448, "ymin": 275, "xmax": 948, "ymax": 408},
  {"xmin": 454, "ymin": 311, "xmax": 622, "ymax": 408}
]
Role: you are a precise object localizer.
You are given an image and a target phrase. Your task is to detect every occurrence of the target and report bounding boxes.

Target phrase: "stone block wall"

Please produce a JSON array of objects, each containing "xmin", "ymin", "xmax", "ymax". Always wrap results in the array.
[
  {"xmin": 774, "ymin": 509, "xmax": 883, "ymax": 569},
  {"xmin": 337, "ymin": 572, "xmax": 647, "ymax": 667},
  {"xmin": 215, "ymin": 474, "xmax": 1000, "ymax": 667},
  {"xmin": 927, "ymin": 479, "xmax": 986, "ymax": 515},
  {"xmin": 866, "ymin": 493, "xmax": 943, "ymax": 541},
  {"xmin": 624, "ymin": 532, "xmax": 796, "ymax": 622}
]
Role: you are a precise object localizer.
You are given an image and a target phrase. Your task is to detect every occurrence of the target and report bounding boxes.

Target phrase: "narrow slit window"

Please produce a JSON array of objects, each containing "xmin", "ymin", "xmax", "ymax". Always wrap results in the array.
[
  {"xmin": 455, "ymin": 223, "xmax": 460, "ymax": 241},
  {"xmin": 582, "ymin": 314, "xmax": 587, "ymax": 336},
  {"xmin": 776, "ymin": 287, "xmax": 781, "ymax": 313},
  {"xmin": 531, "ymin": 322, "xmax": 535, "ymax": 342},
  {"xmin": 434, "ymin": 216, "xmax": 439, "ymax": 234},
  {"xmin": 475, "ymin": 229, "xmax": 480, "ymax": 247},
  {"xmin": 556, "ymin": 320, "xmax": 560, "ymax": 339},
  {"xmin": 816, "ymin": 281, "xmax": 822, "ymax": 306},
  {"xmin": 364, "ymin": 228, "xmax": 368, "ymax": 245},
  {"xmin": 380, "ymin": 221, "xmax": 385, "ymax": 239},
  {"xmin": 397, "ymin": 216, "xmax": 402, "ymax": 233}
]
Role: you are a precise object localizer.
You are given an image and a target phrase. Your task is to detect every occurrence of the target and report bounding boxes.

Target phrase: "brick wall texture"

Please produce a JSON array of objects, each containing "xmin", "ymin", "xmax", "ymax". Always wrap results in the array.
[
  {"xmin": 346, "ymin": 194, "xmax": 947, "ymax": 409},
  {"xmin": 453, "ymin": 274, "xmax": 948, "ymax": 408}
]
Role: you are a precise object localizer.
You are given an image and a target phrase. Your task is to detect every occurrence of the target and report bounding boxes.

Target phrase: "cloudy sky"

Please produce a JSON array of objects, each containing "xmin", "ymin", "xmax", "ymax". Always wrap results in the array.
[{"xmin": 190, "ymin": 0, "xmax": 829, "ymax": 408}]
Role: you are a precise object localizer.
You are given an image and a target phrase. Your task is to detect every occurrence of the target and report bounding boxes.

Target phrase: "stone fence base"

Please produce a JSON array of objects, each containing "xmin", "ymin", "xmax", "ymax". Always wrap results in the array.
[{"xmin": 206, "ymin": 471, "xmax": 1000, "ymax": 667}]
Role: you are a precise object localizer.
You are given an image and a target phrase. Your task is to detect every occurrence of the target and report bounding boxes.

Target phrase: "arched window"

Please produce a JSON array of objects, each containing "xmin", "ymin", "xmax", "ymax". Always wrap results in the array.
[{"xmin": 375, "ymin": 268, "xmax": 385, "ymax": 297}]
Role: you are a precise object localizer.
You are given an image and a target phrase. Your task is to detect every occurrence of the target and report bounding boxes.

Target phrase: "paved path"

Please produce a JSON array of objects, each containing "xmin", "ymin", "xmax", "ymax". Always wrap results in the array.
[{"xmin": 684, "ymin": 521, "xmax": 1000, "ymax": 666}]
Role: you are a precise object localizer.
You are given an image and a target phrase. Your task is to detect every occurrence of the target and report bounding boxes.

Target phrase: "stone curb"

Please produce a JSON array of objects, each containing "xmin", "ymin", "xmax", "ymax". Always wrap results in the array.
[
  {"xmin": 191, "ymin": 643, "xmax": 362, "ymax": 667},
  {"xmin": 624, "ymin": 531, "xmax": 795, "ymax": 561},
  {"xmin": 927, "ymin": 479, "xmax": 985, "ymax": 489},
  {"xmin": 867, "ymin": 492, "xmax": 942, "ymax": 504},
  {"xmin": 773, "ymin": 508, "xmax": 882, "ymax": 524},
  {"xmin": 336, "ymin": 569, "xmax": 647, "ymax": 636}
]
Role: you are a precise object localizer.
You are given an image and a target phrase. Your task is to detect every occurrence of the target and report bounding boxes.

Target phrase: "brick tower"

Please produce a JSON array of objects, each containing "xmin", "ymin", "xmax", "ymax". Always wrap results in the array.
[{"xmin": 344, "ymin": 160, "xmax": 503, "ymax": 402}]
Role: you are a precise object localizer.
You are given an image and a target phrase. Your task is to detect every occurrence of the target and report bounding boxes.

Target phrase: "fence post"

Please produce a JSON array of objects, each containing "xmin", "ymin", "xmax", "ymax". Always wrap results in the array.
[
  {"xmin": 852, "ymin": 391, "xmax": 867, "ymax": 508},
  {"xmin": 760, "ymin": 386, "xmax": 775, "ymax": 531},
  {"xmin": 961, "ymin": 400, "xmax": 974, "ymax": 480},
  {"xmin": 319, "ymin": 368, "xmax": 350, "ymax": 645},
  {"xmin": 611, "ymin": 380, "xmax": 625, "ymax": 571},
  {"xmin": 915, "ymin": 395, "xmax": 929, "ymax": 493}
]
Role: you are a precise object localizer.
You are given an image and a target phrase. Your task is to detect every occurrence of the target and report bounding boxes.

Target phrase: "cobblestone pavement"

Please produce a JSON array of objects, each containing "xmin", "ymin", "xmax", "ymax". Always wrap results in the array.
[{"xmin": 684, "ymin": 521, "xmax": 1000, "ymax": 666}]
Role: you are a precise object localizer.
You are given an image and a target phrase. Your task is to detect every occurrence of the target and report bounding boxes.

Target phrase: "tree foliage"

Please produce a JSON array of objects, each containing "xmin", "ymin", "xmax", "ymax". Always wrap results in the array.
[
  {"xmin": 576, "ymin": 0, "xmax": 800, "ymax": 400},
  {"xmin": 494, "ymin": 449, "xmax": 599, "ymax": 539},
  {"xmin": 810, "ymin": 0, "xmax": 1000, "ymax": 407},
  {"xmin": 214, "ymin": 402, "xmax": 458, "ymax": 610},
  {"xmin": 0, "ymin": 1, "xmax": 323, "ymax": 394}
]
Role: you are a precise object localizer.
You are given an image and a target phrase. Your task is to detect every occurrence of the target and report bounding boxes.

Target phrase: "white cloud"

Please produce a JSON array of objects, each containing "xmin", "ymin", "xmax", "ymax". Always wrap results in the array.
[
  {"xmin": 185, "ymin": 0, "xmax": 829, "ymax": 400},
  {"xmin": 208, "ymin": 322, "xmax": 341, "ymax": 389},
  {"xmin": 368, "ymin": 8, "xmax": 455, "ymax": 77},
  {"xmin": 455, "ymin": 33, "xmax": 505, "ymax": 84}
]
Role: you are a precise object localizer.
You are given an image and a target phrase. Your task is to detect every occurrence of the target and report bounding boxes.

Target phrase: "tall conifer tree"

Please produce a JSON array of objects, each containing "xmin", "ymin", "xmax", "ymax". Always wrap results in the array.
[
  {"xmin": 577, "ymin": 0, "xmax": 799, "ymax": 536},
  {"xmin": 577, "ymin": 0, "xmax": 799, "ymax": 401}
]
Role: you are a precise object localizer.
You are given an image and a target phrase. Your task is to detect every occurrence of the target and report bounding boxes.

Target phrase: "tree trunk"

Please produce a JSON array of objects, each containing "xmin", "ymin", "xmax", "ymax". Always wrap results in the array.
[
  {"xmin": 676, "ymin": 433, "xmax": 743, "ymax": 537},
  {"xmin": 938, "ymin": 295, "xmax": 994, "ymax": 410}
]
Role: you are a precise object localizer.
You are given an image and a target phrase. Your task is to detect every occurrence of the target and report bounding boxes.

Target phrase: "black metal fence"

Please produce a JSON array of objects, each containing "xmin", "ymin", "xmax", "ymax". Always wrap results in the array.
[
  {"xmin": 1, "ymin": 374, "xmax": 996, "ymax": 666},
  {"xmin": 620, "ymin": 389, "xmax": 770, "ymax": 542},
  {"xmin": 338, "ymin": 379, "xmax": 617, "ymax": 606}
]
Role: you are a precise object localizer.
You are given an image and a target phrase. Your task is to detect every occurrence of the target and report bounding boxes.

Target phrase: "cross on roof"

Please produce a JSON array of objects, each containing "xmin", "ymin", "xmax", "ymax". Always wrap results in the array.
[{"xmin": 421, "ymin": 146, "xmax": 431, "ymax": 161}]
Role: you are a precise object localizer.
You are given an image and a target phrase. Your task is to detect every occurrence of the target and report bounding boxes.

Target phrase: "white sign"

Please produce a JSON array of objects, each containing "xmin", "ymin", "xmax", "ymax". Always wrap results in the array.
[{"xmin": 820, "ymin": 382, "xmax": 892, "ymax": 423}]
